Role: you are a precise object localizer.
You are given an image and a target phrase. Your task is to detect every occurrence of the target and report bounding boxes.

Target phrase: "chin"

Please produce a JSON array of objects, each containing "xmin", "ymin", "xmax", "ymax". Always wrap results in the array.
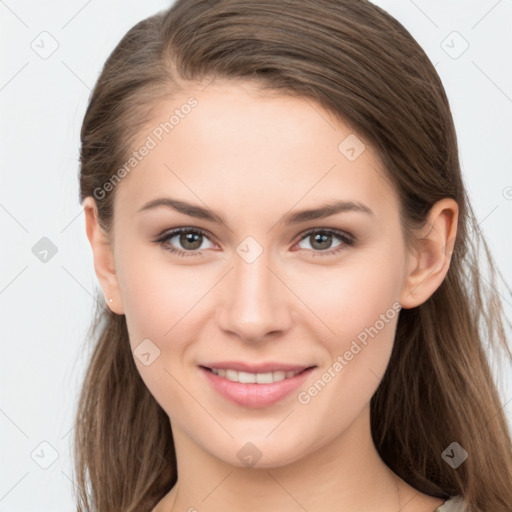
[{"xmin": 209, "ymin": 434, "xmax": 313, "ymax": 470}]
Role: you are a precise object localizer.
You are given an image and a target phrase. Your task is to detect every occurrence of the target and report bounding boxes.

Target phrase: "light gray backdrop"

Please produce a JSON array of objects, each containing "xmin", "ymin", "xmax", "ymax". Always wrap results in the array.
[{"xmin": 1, "ymin": 1, "xmax": 511, "ymax": 510}]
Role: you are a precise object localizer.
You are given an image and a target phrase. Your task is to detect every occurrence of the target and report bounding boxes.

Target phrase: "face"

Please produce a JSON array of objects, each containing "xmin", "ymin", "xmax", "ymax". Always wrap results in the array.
[{"xmin": 102, "ymin": 80, "xmax": 413, "ymax": 467}]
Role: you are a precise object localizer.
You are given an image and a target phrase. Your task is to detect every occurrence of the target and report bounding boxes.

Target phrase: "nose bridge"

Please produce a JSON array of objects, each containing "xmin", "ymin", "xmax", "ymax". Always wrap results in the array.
[{"xmin": 217, "ymin": 237, "xmax": 290, "ymax": 340}]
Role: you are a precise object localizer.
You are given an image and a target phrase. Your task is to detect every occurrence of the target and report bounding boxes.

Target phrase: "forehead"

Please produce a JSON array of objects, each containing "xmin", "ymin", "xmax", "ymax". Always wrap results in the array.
[{"xmin": 114, "ymin": 80, "xmax": 398, "ymax": 224}]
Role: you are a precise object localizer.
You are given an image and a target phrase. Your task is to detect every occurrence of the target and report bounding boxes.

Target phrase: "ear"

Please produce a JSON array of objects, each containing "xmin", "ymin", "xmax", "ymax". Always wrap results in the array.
[
  {"xmin": 83, "ymin": 196, "xmax": 125, "ymax": 315},
  {"xmin": 400, "ymin": 198, "xmax": 458, "ymax": 309}
]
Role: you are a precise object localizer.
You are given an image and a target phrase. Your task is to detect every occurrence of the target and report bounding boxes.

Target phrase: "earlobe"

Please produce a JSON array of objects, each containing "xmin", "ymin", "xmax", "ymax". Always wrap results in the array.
[
  {"xmin": 83, "ymin": 196, "xmax": 124, "ymax": 314},
  {"xmin": 400, "ymin": 198, "xmax": 458, "ymax": 309}
]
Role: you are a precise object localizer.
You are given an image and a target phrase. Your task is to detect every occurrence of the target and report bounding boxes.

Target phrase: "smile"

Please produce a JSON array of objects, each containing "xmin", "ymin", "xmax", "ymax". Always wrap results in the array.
[{"xmin": 199, "ymin": 365, "xmax": 316, "ymax": 408}]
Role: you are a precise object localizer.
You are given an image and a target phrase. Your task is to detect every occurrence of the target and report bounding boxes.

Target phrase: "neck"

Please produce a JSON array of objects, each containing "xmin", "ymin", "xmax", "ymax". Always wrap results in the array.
[{"xmin": 161, "ymin": 405, "xmax": 431, "ymax": 512}]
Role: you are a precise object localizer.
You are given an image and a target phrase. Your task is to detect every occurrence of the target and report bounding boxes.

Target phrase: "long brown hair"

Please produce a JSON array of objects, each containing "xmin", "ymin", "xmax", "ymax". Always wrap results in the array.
[{"xmin": 74, "ymin": 1, "xmax": 512, "ymax": 510}]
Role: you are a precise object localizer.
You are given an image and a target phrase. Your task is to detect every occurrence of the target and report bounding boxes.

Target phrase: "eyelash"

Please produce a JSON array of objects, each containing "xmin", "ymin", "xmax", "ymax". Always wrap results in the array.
[{"xmin": 154, "ymin": 227, "xmax": 355, "ymax": 258}]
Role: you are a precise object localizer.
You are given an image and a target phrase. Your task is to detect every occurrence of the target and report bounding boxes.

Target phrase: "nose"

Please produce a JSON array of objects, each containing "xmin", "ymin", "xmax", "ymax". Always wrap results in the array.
[{"xmin": 216, "ymin": 246, "xmax": 292, "ymax": 343}]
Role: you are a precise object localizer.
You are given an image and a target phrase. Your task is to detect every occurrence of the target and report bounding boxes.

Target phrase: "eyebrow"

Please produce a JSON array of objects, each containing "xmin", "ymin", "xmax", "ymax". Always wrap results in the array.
[{"xmin": 137, "ymin": 197, "xmax": 374, "ymax": 225}]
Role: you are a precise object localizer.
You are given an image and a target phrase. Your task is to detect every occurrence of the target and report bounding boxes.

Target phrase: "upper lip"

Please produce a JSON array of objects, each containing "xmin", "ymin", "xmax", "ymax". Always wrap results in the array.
[{"xmin": 200, "ymin": 361, "xmax": 315, "ymax": 373}]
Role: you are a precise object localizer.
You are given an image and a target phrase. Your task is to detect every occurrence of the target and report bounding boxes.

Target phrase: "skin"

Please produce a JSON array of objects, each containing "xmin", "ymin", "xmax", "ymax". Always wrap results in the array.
[{"xmin": 84, "ymin": 80, "xmax": 458, "ymax": 512}]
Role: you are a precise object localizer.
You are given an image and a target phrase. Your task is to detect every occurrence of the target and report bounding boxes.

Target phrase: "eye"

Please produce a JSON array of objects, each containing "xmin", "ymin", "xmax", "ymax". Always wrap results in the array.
[
  {"xmin": 294, "ymin": 228, "xmax": 355, "ymax": 256},
  {"xmin": 155, "ymin": 226, "xmax": 355, "ymax": 258},
  {"xmin": 155, "ymin": 227, "xmax": 216, "ymax": 257}
]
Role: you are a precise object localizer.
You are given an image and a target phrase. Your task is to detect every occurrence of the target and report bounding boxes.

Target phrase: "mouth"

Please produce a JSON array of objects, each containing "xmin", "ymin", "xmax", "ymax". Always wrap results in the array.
[{"xmin": 198, "ymin": 363, "xmax": 317, "ymax": 408}]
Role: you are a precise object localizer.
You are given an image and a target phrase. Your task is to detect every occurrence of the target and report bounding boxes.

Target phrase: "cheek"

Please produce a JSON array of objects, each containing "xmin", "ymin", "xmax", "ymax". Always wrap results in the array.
[
  {"xmin": 115, "ymin": 248, "xmax": 203, "ymax": 414},
  {"xmin": 289, "ymin": 246, "xmax": 405, "ymax": 339},
  {"xmin": 115, "ymin": 242, "xmax": 206, "ymax": 344},
  {"xmin": 290, "ymin": 246, "xmax": 404, "ymax": 400},
  {"xmin": 115, "ymin": 252, "xmax": 220, "ymax": 419}
]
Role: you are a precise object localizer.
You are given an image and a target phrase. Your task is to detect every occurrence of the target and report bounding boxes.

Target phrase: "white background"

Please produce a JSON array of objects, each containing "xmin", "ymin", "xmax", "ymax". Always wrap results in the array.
[{"xmin": 1, "ymin": 1, "xmax": 511, "ymax": 510}]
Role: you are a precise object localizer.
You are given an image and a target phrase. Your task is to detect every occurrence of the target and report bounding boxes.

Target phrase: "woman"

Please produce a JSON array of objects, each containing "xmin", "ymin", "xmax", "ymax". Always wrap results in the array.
[{"xmin": 74, "ymin": 1, "xmax": 512, "ymax": 511}]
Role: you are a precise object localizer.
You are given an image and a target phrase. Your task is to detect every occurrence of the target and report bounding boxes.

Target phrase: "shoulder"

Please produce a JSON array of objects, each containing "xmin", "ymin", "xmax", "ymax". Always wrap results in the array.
[{"xmin": 434, "ymin": 496, "xmax": 467, "ymax": 512}]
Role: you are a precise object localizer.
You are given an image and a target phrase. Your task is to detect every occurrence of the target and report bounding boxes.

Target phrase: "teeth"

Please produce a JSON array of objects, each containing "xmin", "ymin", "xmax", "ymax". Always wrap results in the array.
[
  {"xmin": 210, "ymin": 368, "xmax": 302, "ymax": 383},
  {"xmin": 257, "ymin": 372, "xmax": 275, "ymax": 384}
]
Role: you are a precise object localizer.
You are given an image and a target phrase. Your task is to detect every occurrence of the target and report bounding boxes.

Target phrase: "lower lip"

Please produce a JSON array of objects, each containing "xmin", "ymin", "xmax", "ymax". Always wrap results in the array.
[{"xmin": 199, "ymin": 366, "xmax": 315, "ymax": 408}]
